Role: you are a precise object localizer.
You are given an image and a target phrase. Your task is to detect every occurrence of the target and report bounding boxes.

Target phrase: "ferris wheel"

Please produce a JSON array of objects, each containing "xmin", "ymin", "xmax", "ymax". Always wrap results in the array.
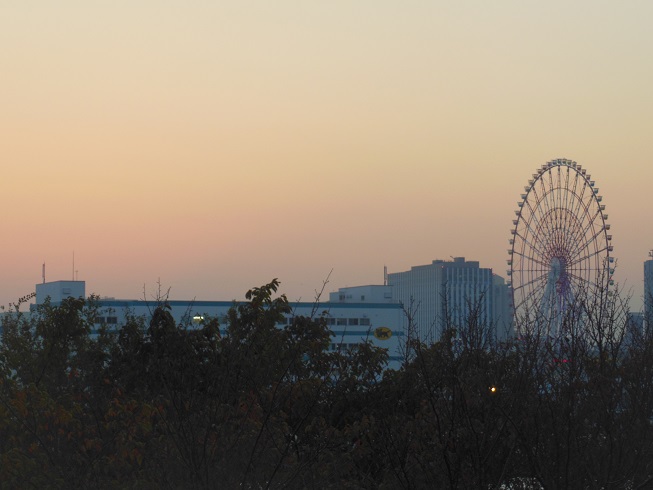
[{"xmin": 508, "ymin": 159, "xmax": 614, "ymax": 334}]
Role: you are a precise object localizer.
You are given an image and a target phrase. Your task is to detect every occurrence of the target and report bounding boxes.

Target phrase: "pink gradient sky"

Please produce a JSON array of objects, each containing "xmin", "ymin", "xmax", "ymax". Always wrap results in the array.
[{"xmin": 2, "ymin": 2, "xmax": 652, "ymax": 310}]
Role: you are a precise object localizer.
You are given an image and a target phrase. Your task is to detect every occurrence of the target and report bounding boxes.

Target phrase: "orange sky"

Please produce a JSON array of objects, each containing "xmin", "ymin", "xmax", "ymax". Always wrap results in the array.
[{"xmin": 2, "ymin": 2, "xmax": 652, "ymax": 310}]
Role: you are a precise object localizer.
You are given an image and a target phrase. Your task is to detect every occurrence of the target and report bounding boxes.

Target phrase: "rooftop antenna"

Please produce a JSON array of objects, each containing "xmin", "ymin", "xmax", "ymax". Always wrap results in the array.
[
  {"xmin": 384, "ymin": 265, "xmax": 388, "ymax": 286},
  {"xmin": 42, "ymin": 262, "xmax": 45, "ymax": 284},
  {"xmin": 649, "ymin": 250, "xmax": 653, "ymax": 259},
  {"xmin": 72, "ymin": 251, "xmax": 75, "ymax": 281}
]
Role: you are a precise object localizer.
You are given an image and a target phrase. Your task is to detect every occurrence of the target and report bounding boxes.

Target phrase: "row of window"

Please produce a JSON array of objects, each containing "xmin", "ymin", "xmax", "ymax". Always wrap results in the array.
[
  {"xmin": 93, "ymin": 316, "xmax": 373, "ymax": 328},
  {"xmin": 329, "ymin": 342, "xmax": 362, "ymax": 351},
  {"xmin": 326, "ymin": 317, "xmax": 371, "ymax": 326},
  {"xmin": 94, "ymin": 317, "xmax": 118, "ymax": 325},
  {"xmin": 337, "ymin": 294, "xmax": 391, "ymax": 301},
  {"xmin": 277, "ymin": 317, "xmax": 371, "ymax": 326}
]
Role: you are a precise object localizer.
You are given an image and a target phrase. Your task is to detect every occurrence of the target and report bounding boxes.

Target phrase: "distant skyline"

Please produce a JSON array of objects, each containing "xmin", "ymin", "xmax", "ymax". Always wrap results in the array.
[{"xmin": 2, "ymin": 2, "xmax": 652, "ymax": 310}]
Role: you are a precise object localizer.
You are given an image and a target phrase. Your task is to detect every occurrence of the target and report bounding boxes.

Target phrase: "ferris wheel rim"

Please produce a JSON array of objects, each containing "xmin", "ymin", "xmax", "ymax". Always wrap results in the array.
[{"xmin": 508, "ymin": 158, "xmax": 613, "ymax": 325}]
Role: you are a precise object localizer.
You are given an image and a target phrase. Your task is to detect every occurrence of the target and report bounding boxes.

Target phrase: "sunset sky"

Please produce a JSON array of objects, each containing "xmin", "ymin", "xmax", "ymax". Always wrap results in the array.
[{"xmin": 2, "ymin": 1, "xmax": 652, "ymax": 310}]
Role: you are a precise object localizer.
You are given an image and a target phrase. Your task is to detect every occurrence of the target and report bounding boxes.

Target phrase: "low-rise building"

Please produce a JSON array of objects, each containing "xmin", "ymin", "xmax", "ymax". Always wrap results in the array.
[{"xmin": 32, "ymin": 280, "xmax": 407, "ymax": 369}]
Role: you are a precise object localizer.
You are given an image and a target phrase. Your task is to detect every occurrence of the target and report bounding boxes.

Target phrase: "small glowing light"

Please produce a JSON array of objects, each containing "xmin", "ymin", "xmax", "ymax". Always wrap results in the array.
[{"xmin": 490, "ymin": 386, "xmax": 497, "ymax": 393}]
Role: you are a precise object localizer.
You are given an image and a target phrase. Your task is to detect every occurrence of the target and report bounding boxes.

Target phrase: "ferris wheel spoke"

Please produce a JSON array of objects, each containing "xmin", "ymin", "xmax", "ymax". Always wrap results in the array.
[
  {"xmin": 567, "ymin": 270, "xmax": 594, "ymax": 286},
  {"xmin": 582, "ymin": 225, "xmax": 605, "ymax": 255},
  {"xmin": 569, "ymin": 220, "xmax": 607, "ymax": 264},
  {"xmin": 514, "ymin": 231, "xmax": 550, "ymax": 262},
  {"xmin": 562, "ymin": 173, "xmax": 584, "ymax": 251},
  {"xmin": 538, "ymin": 174, "xmax": 558, "ymax": 235},
  {"xmin": 574, "ymin": 193, "xmax": 595, "ymax": 241},
  {"xmin": 567, "ymin": 221, "xmax": 591, "ymax": 258},
  {"xmin": 513, "ymin": 279, "xmax": 549, "ymax": 313},
  {"xmin": 565, "ymin": 272, "xmax": 597, "ymax": 299},
  {"xmin": 552, "ymin": 170, "xmax": 566, "ymax": 229},
  {"xmin": 568, "ymin": 179, "xmax": 589, "ymax": 235},
  {"xmin": 512, "ymin": 270, "xmax": 549, "ymax": 292},
  {"xmin": 528, "ymin": 186, "xmax": 558, "ymax": 248},
  {"xmin": 536, "ymin": 180, "xmax": 577, "ymax": 255},
  {"xmin": 513, "ymin": 284, "xmax": 543, "ymax": 311},
  {"xmin": 561, "ymin": 169, "xmax": 572, "ymax": 231},
  {"xmin": 567, "ymin": 234, "xmax": 593, "ymax": 264},
  {"xmin": 525, "ymin": 188, "xmax": 549, "ymax": 238},
  {"xmin": 565, "ymin": 193, "xmax": 603, "ymax": 259},
  {"xmin": 561, "ymin": 226, "xmax": 585, "ymax": 260},
  {"xmin": 518, "ymin": 254, "xmax": 548, "ymax": 289},
  {"xmin": 520, "ymin": 200, "xmax": 552, "ymax": 252},
  {"xmin": 569, "ymin": 268, "xmax": 607, "ymax": 276},
  {"xmin": 517, "ymin": 212, "xmax": 551, "ymax": 255},
  {"xmin": 555, "ymin": 167, "xmax": 566, "ymax": 225},
  {"xmin": 575, "ymin": 209, "xmax": 606, "ymax": 254},
  {"xmin": 568, "ymin": 246, "xmax": 610, "ymax": 268},
  {"xmin": 566, "ymin": 270, "xmax": 590, "ymax": 286},
  {"xmin": 561, "ymin": 187, "xmax": 585, "ymax": 253},
  {"xmin": 576, "ymin": 200, "xmax": 601, "ymax": 234},
  {"xmin": 531, "ymin": 174, "xmax": 551, "ymax": 217},
  {"xmin": 546, "ymin": 170, "xmax": 557, "ymax": 223},
  {"xmin": 510, "ymin": 249, "xmax": 550, "ymax": 269}
]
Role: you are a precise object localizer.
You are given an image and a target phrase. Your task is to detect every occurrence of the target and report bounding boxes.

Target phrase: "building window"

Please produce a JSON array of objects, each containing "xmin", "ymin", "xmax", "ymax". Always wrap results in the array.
[
  {"xmin": 360, "ymin": 318, "xmax": 370, "ymax": 326},
  {"xmin": 330, "ymin": 342, "xmax": 361, "ymax": 352},
  {"xmin": 337, "ymin": 318, "xmax": 347, "ymax": 326},
  {"xmin": 106, "ymin": 317, "xmax": 118, "ymax": 325},
  {"xmin": 360, "ymin": 295, "xmax": 365, "ymax": 301},
  {"xmin": 348, "ymin": 318, "xmax": 359, "ymax": 326}
]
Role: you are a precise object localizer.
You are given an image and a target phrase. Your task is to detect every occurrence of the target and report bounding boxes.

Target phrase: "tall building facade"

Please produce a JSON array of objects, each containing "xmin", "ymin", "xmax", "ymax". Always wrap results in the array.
[
  {"xmin": 387, "ymin": 257, "xmax": 511, "ymax": 343},
  {"xmin": 645, "ymin": 252, "xmax": 653, "ymax": 326},
  {"xmin": 492, "ymin": 274, "xmax": 513, "ymax": 340}
]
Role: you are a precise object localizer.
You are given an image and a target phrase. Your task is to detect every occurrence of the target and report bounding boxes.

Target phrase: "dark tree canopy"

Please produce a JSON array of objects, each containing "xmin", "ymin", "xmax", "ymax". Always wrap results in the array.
[{"xmin": 0, "ymin": 280, "xmax": 652, "ymax": 489}]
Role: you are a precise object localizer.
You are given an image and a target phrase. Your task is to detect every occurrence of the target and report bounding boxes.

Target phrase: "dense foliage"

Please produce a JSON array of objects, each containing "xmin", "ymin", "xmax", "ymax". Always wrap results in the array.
[{"xmin": 1, "ymin": 280, "xmax": 652, "ymax": 489}]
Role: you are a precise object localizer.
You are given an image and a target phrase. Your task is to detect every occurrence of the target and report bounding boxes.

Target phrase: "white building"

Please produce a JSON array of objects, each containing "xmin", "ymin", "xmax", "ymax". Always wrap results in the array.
[
  {"xmin": 36, "ymin": 280, "xmax": 85, "ymax": 305},
  {"xmin": 329, "ymin": 284, "xmax": 394, "ymax": 304},
  {"xmin": 32, "ymin": 281, "xmax": 408, "ymax": 370},
  {"xmin": 331, "ymin": 258, "xmax": 512, "ymax": 344},
  {"xmin": 388, "ymin": 257, "xmax": 493, "ymax": 342},
  {"xmin": 389, "ymin": 257, "xmax": 511, "ymax": 343}
]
